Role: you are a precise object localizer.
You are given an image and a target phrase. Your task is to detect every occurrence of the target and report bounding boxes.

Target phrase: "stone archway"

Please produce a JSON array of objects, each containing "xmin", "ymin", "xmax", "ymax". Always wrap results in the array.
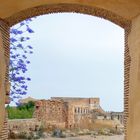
[{"xmin": 0, "ymin": 1, "xmax": 140, "ymax": 140}]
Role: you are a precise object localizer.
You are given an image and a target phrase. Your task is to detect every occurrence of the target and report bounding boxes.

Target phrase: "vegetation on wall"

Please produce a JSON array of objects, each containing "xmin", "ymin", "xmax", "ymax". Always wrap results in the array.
[{"xmin": 6, "ymin": 101, "xmax": 35, "ymax": 119}]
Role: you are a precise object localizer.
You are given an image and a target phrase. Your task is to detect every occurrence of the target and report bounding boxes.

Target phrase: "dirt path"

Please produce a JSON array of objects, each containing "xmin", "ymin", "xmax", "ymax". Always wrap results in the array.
[{"xmin": 39, "ymin": 135, "xmax": 124, "ymax": 140}]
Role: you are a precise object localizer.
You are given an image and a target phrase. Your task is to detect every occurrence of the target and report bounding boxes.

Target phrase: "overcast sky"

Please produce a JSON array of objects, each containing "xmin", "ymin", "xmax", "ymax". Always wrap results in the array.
[{"xmin": 14, "ymin": 13, "xmax": 124, "ymax": 111}]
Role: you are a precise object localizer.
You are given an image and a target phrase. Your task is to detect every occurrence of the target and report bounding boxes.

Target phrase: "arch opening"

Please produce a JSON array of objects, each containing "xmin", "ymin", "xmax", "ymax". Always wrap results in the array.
[
  {"xmin": 8, "ymin": 12, "xmax": 127, "ymax": 140},
  {"xmin": 0, "ymin": 3, "xmax": 132, "ymax": 140}
]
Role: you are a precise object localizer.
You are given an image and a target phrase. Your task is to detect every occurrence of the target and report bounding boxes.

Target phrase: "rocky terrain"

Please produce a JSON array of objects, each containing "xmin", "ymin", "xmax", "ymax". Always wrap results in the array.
[{"xmin": 8, "ymin": 127, "xmax": 124, "ymax": 140}]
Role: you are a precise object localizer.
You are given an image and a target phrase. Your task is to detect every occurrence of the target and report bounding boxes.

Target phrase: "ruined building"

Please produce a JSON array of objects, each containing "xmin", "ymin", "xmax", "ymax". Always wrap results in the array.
[{"xmin": 33, "ymin": 97, "xmax": 107, "ymax": 129}]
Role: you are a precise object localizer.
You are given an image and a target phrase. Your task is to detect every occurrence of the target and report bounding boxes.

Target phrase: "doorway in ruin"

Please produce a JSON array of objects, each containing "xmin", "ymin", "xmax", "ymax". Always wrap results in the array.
[{"xmin": 7, "ymin": 12, "xmax": 126, "ymax": 139}]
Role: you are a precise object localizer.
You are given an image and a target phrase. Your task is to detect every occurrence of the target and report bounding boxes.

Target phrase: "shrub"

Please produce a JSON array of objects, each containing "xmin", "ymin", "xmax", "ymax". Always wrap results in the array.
[{"xmin": 6, "ymin": 101, "xmax": 35, "ymax": 119}]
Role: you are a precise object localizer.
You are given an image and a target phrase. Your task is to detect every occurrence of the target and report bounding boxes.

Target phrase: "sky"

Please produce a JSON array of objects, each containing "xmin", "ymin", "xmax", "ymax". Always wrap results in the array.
[{"xmin": 13, "ymin": 13, "xmax": 124, "ymax": 111}]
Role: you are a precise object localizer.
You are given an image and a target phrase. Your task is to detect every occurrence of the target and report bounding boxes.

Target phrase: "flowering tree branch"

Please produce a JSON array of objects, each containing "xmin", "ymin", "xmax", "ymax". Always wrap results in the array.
[{"xmin": 10, "ymin": 18, "xmax": 34, "ymax": 105}]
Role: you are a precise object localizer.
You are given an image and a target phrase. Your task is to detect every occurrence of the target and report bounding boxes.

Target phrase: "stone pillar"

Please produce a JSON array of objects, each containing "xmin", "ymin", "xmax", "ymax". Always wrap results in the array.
[
  {"xmin": 0, "ymin": 19, "xmax": 10, "ymax": 140},
  {"xmin": 66, "ymin": 103, "xmax": 74, "ymax": 129},
  {"xmin": 0, "ymin": 27, "xmax": 6, "ymax": 134},
  {"xmin": 127, "ymin": 14, "xmax": 140, "ymax": 140}
]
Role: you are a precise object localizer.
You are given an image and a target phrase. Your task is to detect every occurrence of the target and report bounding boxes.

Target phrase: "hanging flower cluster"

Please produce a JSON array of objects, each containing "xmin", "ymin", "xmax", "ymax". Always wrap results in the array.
[{"xmin": 10, "ymin": 18, "xmax": 34, "ymax": 105}]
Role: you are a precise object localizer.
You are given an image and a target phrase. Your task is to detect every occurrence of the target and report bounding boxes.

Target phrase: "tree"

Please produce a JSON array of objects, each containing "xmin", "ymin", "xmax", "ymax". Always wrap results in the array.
[
  {"xmin": 10, "ymin": 18, "xmax": 34, "ymax": 105},
  {"xmin": 6, "ymin": 101, "xmax": 35, "ymax": 119}
]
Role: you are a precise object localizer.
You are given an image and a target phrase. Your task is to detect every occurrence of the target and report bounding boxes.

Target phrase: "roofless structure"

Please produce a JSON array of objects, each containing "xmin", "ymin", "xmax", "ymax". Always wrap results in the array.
[{"xmin": 0, "ymin": 1, "xmax": 140, "ymax": 139}]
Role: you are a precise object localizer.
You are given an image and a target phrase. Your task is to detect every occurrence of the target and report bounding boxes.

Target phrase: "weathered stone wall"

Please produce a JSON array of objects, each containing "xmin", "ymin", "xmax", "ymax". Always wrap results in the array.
[
  {"xmin": 110, "ymin": 112, "xmax": 124, "ymax": 125},
  {"xmin": 66, "ymin": 100, "xmax": 92, "ymax": 128},
  {"xmin": 66, "ymin": 102, "xmax": 74, "ymax": 129},
  {"xmin": 8, "ymin": 119, "xmax": 41, "ymax": 132},
  {"xmin": 94, "ymin": 119, "xmax": 122, "ymax": 128},
  {"xmin": 34, "ymin": 98, "xmax": 103, "ymax": 129},
  {"xmin": 74, "ymin": 113, "xmax": 92, "ymax": 129},
  {"xmin": 34, "ymin": 100, "xmax": 67, "ymax": 129},
  {"xmin": 0, "ymin": 19, "xmax": 10, "ymax": 140},
  {"xmin": 127, "ymin": 14, "xmax": 140, "ymax": 140},
  {"xmin": 52, "ymin": 97, "xmax": 100, "ymax": 110}
]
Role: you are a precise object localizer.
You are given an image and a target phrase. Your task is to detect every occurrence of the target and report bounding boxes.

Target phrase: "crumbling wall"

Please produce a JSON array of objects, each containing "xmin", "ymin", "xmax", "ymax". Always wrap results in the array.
[
  {"xmin": 34, "ymin": 100, "xmax": 67, "ymax": 129},
  {"xmin": 67, "ymin": 101, "xmax": 92, "ymax": 129},
  {"xmin": 52, "ymin": 97, "xmax": 100, "ymax": 109},
  {"xmin": 33, "ymin": 98, "xmax": 105, "ymax": 130},
  {"xmin": 8, "ymin": 119, "xmax": 41, "ymax": 132}
]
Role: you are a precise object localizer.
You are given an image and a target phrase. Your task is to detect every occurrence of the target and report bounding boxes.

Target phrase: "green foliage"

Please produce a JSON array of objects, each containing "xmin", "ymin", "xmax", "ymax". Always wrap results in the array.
[{"xmin": 6, "ymin": 101, "xmax": 35, "ymax": 119}]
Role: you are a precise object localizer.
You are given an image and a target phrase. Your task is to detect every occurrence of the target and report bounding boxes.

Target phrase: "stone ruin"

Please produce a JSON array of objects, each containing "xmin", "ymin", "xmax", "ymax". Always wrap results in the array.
[
  {"xmin": 7, "ymin": 96, "xmax": 124, "ymax": 136},
  {"xmin": 33, "ymin": 97, "xmax": 122, "ymax": 130}
]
